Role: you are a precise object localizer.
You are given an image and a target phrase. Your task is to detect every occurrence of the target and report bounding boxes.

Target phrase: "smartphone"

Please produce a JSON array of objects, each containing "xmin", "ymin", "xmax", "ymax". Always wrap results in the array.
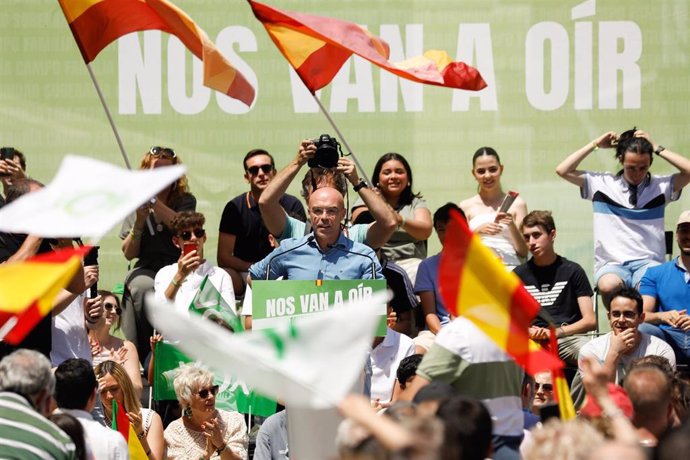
[
  {"xmin": 182, "ymin": 243, "xmax": 196, "ymax": 256},
  {"xmin": 498, "ymin": 191, "xmax": 519, "ymax": 213},
  {"xmin": 0, "ymin": 147, "xmax": 14, "ymax": 161}
]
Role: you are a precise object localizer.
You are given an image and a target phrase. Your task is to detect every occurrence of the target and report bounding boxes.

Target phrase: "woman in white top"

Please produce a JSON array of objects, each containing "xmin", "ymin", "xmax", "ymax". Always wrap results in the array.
[
  {"xmin": 460, "ymin": 147, "xmax": 528, "ymax": 269},
  {"xmin": 89, "ymin": 290, "xmax": 143, "ymax": 398},
  {"xmin": 96, "ymin": 360, "xmax": 165, "ymax": 460}
]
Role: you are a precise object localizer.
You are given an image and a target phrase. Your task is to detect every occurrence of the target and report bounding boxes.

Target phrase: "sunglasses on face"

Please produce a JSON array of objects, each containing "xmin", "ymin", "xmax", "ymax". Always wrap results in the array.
[
  {"xmin": 149, "ymin": 146, "xmax": 176, "ymax": 158},
  {"xmin": 246, "ymin": 164, "xmax": 273, "ymax": 175},
  {"xmin": 179, "ymin": 228, "xmax": 205, "ymax": 241},
  {"xmin": 535, "ymin": 382, "xmax": 553, "ymax": 392},
  {"xmin": 104, "ymin": 302, "xmax": 122, "ymax": 315},
  {"xmin": 197, "ymin": 385, "xmax": 220, "ymax": 399}
]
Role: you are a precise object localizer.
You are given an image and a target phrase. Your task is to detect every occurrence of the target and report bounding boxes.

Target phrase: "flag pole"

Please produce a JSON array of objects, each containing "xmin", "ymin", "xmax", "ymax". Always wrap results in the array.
[
  {"xmin": 310, "ymin": 92, "xmax": 372, "ymax": 185},
  {"xmin": 85, "ymin": 63, "xmax": 133, "ymax": 171}
]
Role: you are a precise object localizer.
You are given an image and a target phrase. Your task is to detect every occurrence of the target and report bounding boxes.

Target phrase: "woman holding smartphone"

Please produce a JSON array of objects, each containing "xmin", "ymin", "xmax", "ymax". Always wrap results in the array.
[{"xmin": 459, "ymin": 147, "xmax": 528, "ymax": 270}]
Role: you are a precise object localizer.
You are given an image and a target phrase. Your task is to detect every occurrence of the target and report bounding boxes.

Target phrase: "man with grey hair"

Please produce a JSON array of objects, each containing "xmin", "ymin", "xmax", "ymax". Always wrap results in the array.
[{"xmin": 0, "ymin": 349, "xmax": 77, "ymax": 459}]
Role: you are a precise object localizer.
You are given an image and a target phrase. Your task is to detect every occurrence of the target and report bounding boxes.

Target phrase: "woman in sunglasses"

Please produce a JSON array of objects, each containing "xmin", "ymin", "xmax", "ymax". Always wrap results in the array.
[
  {"xmin": 89, "ymin": 290, "xmax": 143, "ymax": 398},
  {"xmin": 96, "ymin": 360, "xmax": 165, "ymax": 460},
  {"xmin": 460, "ymin": 147, "xmax": 528, "ymax": 270},
  {"xmin": 120, "ymin": 147, "xmax": 197, "ymax": 364},
  {"xmin": 165, "ymin": 364, "xmax": 248, "ymax": 459},
  {"xmin": 153, "ymin": 211, "xmax": 235, "ymax": 314}
]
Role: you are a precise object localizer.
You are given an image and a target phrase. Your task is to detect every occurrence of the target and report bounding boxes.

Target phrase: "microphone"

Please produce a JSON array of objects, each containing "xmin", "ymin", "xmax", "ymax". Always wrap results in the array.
[
  {"xmin": 327, "ymin": 243, "xmax": 377, "ymax": 279},
  {"xmin": 265, "ymin": 235, "xmax": 315, "ymax": 280}
]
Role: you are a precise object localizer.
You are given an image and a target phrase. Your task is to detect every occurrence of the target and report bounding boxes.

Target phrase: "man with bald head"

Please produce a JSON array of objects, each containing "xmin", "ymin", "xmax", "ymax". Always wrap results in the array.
[{"xmin": 249, "ymin": 187, "xmax": 383, "ymax": 281}]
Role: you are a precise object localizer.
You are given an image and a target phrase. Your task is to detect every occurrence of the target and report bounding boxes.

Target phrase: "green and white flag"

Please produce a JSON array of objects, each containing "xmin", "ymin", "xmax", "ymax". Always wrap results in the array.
[
  {"xmin": 146, "ymin": 290, "xmax": 388, "ymax": 408},
  {"xmin": 188, "ymin": 275, "xmax": 243, "ymax": 332}
]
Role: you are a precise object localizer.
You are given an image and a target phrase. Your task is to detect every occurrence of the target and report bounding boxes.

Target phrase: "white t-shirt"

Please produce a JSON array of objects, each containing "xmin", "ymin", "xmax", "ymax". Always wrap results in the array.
[
  {"xmin": 369, "ymin": 328, "xmax": 416, "ymax": 404},
  {"xmin": 154, "ymin": 260, "xmax": 236, "ymax": 314},
  {"xmin": 578, "ymin": 330, "xmax": 676, "ymax": 383},
  {"xmin": 51, "ymin": 292, "xmax": 92, "ymax": 366}
]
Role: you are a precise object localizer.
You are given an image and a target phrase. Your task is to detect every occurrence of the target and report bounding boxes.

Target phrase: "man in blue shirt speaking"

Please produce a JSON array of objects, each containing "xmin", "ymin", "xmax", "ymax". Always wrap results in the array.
[{"xmin": 249, "ymin": 186, "xmax": 383, "ymax": 281}]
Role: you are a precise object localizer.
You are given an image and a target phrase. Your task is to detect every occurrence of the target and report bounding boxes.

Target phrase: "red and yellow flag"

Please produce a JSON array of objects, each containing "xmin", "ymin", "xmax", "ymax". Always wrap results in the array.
[
  {"xmin": 248, "ymin": 0, "xmax": 486, "ymax": 93},
  {"xmin": 112, "ymin": 400, "xmax": 147, "ymax": 460},
  {"xmin": 0, "ymin": 246, "xmax": 89, "ymax": 343},
  {"xmin": 439, "ymin": 210, "xmax": 563, "ymax": 376},
  {"xmin": 57, "ymin": 0, "xmax": 255, "ymax": 106},
  {"xmin": 549, "ymin": 326, "xmax": 576, "ymax": 420}
]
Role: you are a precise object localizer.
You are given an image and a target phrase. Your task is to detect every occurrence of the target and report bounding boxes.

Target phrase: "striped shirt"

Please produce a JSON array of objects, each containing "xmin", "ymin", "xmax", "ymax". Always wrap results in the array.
[
  {"xmin": 417, "ymin": 317, "xmax": 524, "ymax": 436},
  {"xmin": 0, "ymin": 392, "xmax": 76, "ymax": 460}
]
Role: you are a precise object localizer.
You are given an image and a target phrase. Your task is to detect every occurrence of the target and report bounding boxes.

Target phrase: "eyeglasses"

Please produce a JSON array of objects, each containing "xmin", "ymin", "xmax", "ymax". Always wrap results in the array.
[
  {"xmin": 310, "ymin": 207, "xmax": 340, "ymax": 217},
  {"xmin": 179, "ymin": 228, "xmax": 205, "ymax": 241},
  {"xmin": 104, "ymin": 302, "xmax": 122, "ymax": 316},
  {"xmin": 246, "ymin": 164, "xmax": 273, "ymax": 175},
  {"xmin": 149, "ymin": 146, "xmax": 176, "ymax": 158},
  {"xmin": 197, "ymin": 385, "xmax": 219, "ymax": 399},
  {"xmin": 610, "ymin": 310, "xmax": 638, "ymax": 320},
  {"xmin": 535, "ymin": 383, "xmax": 553, "ymax": 392}
]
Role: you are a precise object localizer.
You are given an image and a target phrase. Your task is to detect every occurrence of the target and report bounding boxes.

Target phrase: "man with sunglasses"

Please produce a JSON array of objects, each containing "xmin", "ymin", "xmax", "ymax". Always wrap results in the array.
[
  {"xmin": 218, "ymin": 149, "xmax": 305, "ymax": 298},
  {"xmin": 557, "ymin": 129, "xmax": 690, "ymax": 303},
  {"xmin": 530, "ymin": 371, "xmax": 555, "ymax": 416},
  {"xmin": 578, "ymin": 287, "xmax": 675, "ymax": 385},
  {"xmin": 154, "ymin": 211, "xmax": 235, "ymax": 313}
]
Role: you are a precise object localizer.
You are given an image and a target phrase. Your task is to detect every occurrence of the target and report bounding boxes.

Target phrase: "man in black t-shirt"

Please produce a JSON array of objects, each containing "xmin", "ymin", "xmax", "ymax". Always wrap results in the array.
[
  {"xmin": 514, "ymin": 210, "xmax": 596, "ymax": 366},
  {"xmin": 218, "ymin": 149, "xmax": 305, "ymax": 296}
]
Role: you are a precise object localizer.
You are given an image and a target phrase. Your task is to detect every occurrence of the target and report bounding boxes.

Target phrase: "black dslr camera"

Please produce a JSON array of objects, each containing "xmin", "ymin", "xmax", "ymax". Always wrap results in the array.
[{"xmin": 308, "ymin": 134, "xmax": 341, "ymax": 168}]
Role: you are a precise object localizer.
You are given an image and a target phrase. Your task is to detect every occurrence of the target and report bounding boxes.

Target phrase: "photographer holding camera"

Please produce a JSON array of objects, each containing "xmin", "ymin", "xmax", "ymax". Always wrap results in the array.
[{"xmin": 259, "ymin": 136, "xmax": 397, "ymax": 249}]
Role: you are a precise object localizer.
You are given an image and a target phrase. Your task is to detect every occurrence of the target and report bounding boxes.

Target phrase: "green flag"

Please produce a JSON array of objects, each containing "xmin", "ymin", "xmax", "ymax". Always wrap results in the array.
[{"xmin": 188, "ymin": 275, "xmax": 244, "ymax": 332}]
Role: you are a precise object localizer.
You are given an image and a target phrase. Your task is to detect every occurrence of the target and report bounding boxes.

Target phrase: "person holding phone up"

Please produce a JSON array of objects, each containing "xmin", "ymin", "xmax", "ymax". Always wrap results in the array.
[{"xmin": 153, "ymin": 211, "xmax": 236, "ymax": 315}]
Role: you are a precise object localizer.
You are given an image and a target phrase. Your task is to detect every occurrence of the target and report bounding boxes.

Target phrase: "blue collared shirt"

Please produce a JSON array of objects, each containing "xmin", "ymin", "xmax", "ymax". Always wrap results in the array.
[{"xmin": 249, "ymin": 232, "xmax": 383, "ymax": 281}]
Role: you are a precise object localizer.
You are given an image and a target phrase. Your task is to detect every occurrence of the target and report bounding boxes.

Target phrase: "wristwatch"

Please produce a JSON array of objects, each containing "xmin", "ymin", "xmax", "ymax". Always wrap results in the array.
[
  {"xmin": 654, "ymin": 145, "xmax": 666, "ymax": 155},
  {"xmin": 353, "ymin": 179, "xmax": 368, "ymax": 192}
]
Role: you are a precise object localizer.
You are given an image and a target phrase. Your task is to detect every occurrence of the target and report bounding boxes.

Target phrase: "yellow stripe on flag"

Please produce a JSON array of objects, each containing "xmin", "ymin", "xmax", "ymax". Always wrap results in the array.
[
  {"xmin": 128, "ymin": 424, "xmax": 148, "ymax": 460},
  {"xmin": 264, "ymin": 24, "xmax": 328, "ymax": 69},
  {"xmin": 58, "ymin": 0, "xmax": 105, "ymax": 23}
]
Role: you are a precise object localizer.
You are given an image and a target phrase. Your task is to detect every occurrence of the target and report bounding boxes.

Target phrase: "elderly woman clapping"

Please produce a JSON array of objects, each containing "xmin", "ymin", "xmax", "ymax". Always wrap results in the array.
[{"xmin": 164, "ymin": 364, "xmax": 248, "ymax": 459}]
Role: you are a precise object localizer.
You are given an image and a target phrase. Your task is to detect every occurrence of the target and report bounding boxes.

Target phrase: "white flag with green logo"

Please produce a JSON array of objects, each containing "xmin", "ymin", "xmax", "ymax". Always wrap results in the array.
[
  {"xmin": 189, "ymin": 275, "xmax": 243, "ymax": 332},
  {"xmin": 146, "ymin": 290, "xmax": 387, "ymax": 408}
]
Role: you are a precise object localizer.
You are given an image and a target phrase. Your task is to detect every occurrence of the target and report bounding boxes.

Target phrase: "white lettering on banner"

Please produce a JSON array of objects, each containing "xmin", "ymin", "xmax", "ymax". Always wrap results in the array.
[
  {"xmin": 451, "ymin": 23, "xmax": 497, "ymax": 112},
  {"xmin": 329, "ymin": 56, "xmax": 375, "ymax": 113},
  {"xmin": 118, "ymin": 27, "xmax": 258, "ymax": 114},
  {"xmin": 266, "ymin": 296, "xmax": 296, "ymax": 318},
  {"xmin": 525, "ymin": 0, "xmax": 642, "ymax": 111},
  {"xmin": 379, "ymin": 24, "xmax": 423, "ymax": 112},
  {"xmin": 119, "ymin": 31, "xmax": 162, "ymax": 114}
]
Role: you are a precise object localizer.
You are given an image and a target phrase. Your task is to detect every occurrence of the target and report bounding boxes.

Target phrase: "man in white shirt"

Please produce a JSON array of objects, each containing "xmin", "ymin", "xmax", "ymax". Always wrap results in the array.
[
  {"xmin": 154, "ymin": 211, "xmax": 235, "ymax": 314},
  {"xmin": 54, "ymin": 358, "xmax": 129, "ymax": 459},
  {"xmin": 578, "ymin": 287, "xmax": 675, "ymax": 385}
]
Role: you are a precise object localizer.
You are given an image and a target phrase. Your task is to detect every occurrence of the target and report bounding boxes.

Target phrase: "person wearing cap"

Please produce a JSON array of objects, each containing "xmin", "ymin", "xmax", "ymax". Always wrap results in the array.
[
  {"xmin": 638, "ymin": 210, "xmax": 690, "ymax": 365},
  {"xmin": 556, "ymin": 129, "xmax": 690, "ymax": 304}
]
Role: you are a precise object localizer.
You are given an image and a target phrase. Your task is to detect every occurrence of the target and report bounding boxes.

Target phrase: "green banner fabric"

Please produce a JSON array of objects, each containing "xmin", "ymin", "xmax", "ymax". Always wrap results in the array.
[
  {"xmin": 252, "ymin": 279, "xmax": 388, "ymax": 335},
  {"xmin": 153, "ymin": 341, "xmax": 276, "ymax": 417},
  {"xmin": 189, "ymin": 275, "xmax": 244, "ymax": 332}
]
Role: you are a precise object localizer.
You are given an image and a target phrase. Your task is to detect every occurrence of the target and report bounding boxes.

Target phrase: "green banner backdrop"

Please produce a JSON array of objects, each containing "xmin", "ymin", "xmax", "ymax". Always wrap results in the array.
[{"xmin": 2, "ymin": 1, "xmax": 689, "ymax": 310}]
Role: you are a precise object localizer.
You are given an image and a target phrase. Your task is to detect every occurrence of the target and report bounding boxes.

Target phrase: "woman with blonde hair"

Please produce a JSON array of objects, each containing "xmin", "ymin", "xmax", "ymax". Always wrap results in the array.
[
  {"xmin": 95, "ymin": 360, "xmax": 165, "ymax": 460},
  {"xmin": 164, "ymin": 364, "xmax": 248, "ymax": 459},
  {"xmin": 119, "ymin": 146, "xmax": 197, "ymax": 363}
]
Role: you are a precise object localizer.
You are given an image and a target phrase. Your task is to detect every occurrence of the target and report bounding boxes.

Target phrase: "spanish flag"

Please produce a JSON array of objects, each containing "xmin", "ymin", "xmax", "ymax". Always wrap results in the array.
[
  {"xmin": 0, "ymin": 246, "xmax": 89, "ymax": 343},
  {"xmin": 549, "ymin": 326, "xmax": 576, "ymax": 420},
  {"xmin": 57, "ymin": 0, "xmax": 255, "ymax": 106},
  {"xmin": 112, "ymin": 400, "xmax": 148, "ymax": 460},
  {"xmin": 248, "ymin": 0, "xmax": 486, "ymax": 93},
  {"xmin": 439, "ymin": 210, "xmax": 563, "ymax": 376}
]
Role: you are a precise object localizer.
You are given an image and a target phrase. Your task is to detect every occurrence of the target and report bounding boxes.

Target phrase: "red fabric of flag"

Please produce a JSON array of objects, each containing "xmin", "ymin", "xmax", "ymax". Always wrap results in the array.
[
  {"xmin": 0, "ymin": 246, "xmax": 90, "ymax": 344},
  {"xmin": 248, "ymin": 0, "xmax": 486, "ymax": 93},
  {"xmin": 438, "ymin": 210, "xmax": 563, "ymax": 375},
  {"xmin": 57, "ymin": 0, "xmax": 255, "ymax": 106}
]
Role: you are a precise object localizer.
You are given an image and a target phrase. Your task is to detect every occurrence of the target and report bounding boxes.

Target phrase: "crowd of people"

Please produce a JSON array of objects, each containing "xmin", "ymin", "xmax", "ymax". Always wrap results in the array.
[{"xmin": 1, "ymin": 127, "xmax": 690, "ymax": 459}]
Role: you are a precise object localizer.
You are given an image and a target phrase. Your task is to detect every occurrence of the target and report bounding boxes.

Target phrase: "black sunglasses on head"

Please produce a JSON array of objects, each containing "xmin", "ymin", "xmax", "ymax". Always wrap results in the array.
[
  {"xmin": 197, "ymin": 385, "xmax": 220, "ymax": 399},
  {"xmin": 246, "ymin": 164, "xmax": 273, "ymax": 175},
  {"xmin": 179, "ymin": 228, "xmax": 205, "ymax": 241},
  {"xmin": 149, "ymin": 146, "xmax": 176, "ymax": 158},
  {"xmin": 104, "ymin": 302, "xmax": 122, "ymax": 315}
]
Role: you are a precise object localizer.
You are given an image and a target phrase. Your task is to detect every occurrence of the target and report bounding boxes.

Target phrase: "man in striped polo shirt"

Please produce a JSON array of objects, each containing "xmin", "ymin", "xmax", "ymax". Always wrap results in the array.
[
  {"xmin": 404, "ymin": 317, "xmax": 524, "ymax": 460},
  {"xmin": 0, "ymin": 349, "xmax": 77, "ymax": 459}
]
